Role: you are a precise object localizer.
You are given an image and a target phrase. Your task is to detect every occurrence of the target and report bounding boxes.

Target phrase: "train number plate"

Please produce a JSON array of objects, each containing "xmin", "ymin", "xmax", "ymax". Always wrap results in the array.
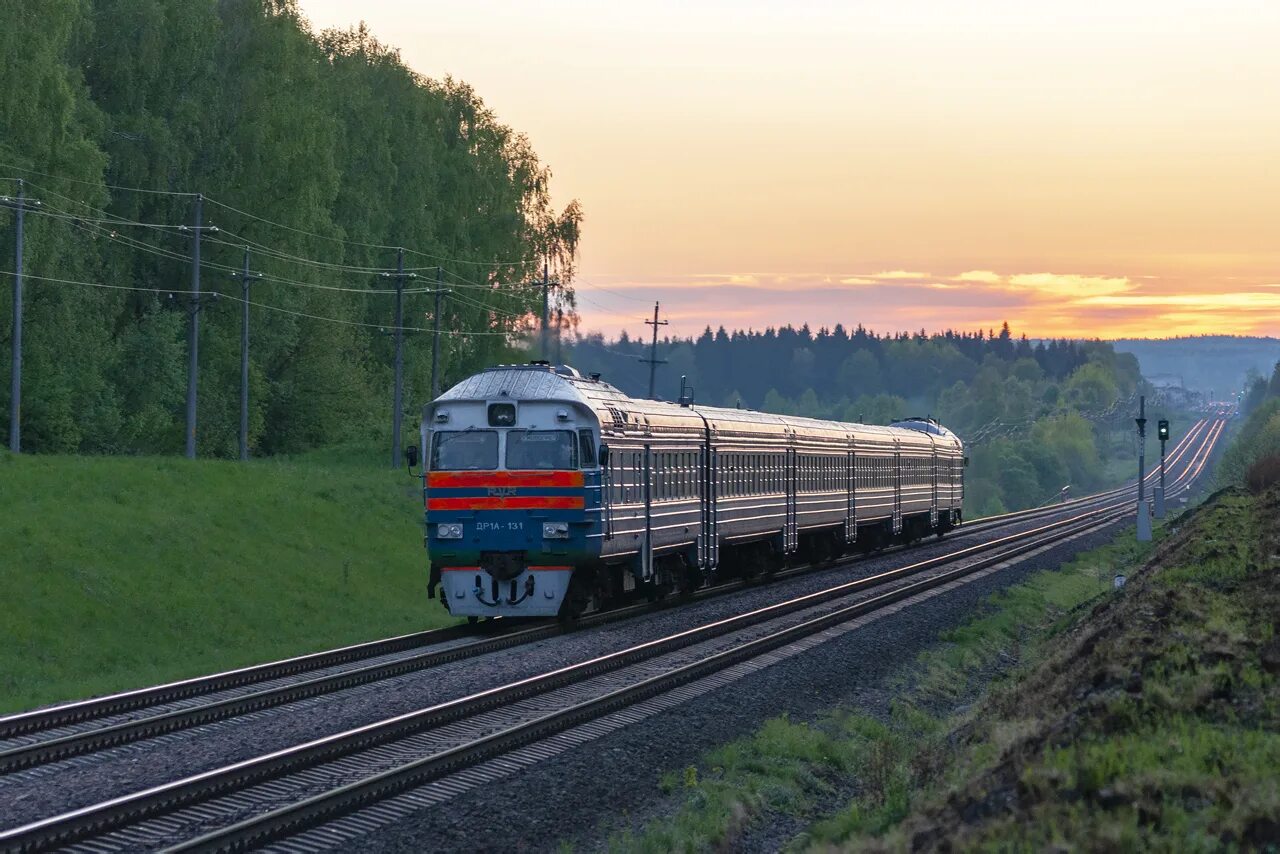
[{"xmin": 476, "ymin": 522, "xmax": 524, "ymax": 531}]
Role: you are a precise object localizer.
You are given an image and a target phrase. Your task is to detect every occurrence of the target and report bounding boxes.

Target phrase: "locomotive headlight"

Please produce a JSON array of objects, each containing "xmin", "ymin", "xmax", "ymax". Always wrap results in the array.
[
  {"xmin": 542, "ymin": 522, "xmax": 570, "ymax": 539},
  {"xmin": 437, "ymin": 523, "xmax": 463, "ymax": 539}
]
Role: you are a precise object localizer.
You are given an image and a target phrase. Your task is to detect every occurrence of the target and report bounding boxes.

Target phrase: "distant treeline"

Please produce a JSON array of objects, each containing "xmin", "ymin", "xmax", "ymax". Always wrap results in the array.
[
  {"xmin": 570, "ymin": 323, "xmax": 1154, "ymax": 516},
  {"xmin": 570, "ymin": 323, "xmax": 1137, "ymax": 428},
  {"xmin": 1112, "ymin": 335, "xmax": 1280, "ymax": 397},
  {"xmin": 1, "ymin": 0, "xmax": 579, "ymax": 457}
]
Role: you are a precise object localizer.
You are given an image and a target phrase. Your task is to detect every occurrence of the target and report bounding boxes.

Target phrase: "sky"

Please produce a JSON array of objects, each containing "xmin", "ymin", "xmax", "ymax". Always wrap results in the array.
[{"xmin": 298, "ymin": 0, "xmax": 1280, "ymax": 340}]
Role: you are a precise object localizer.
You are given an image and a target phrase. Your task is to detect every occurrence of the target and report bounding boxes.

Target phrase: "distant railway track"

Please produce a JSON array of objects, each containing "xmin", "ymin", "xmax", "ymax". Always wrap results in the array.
[
  {"xmin": 0, "ymin": 419, "xmax": 1216, "ymax": 776},
  {"xmin": 0, "ymin": 418, "xmax": 1224, "ymax": 854}
]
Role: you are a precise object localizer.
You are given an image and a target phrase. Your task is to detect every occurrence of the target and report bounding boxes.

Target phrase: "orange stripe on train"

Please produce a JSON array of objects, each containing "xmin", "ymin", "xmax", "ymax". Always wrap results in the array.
[
  {"xmin": 428, "ymin": 470, "xmax": 584, "ymax": 489},
  {"xmin": 427, "ymin": 496, "xmax": 586, "ymax": 511}
]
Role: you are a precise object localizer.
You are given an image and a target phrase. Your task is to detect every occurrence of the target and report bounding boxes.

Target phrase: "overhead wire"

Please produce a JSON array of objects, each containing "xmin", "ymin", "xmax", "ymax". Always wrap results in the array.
[
  {"xmin": 3, "ymin": 165, "xmax": 645, "ymax": 338},
  {"xmin": 4, "ymin": 164, "xmax": 554, "ymax": 272},
  {"xmin": 31, "ymin": 200, "xmax": 443, "ymax": 296},
  {"xmin": 203, "ymin": 196, "xmax": 538, "ymax": 267},
  {"xmin": 0, "ymin": 269, "xmax": 519, "ymax": 335},
  {"xmin": 0, "ymin": 161, "xmax": 200, "ymax": 197}
]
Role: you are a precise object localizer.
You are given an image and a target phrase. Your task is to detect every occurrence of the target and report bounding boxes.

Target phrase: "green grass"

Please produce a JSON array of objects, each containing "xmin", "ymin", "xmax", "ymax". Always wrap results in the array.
[
  {"xmin": 0, "ymin": 450, "xmax": 452, "ymax": 713},
  {"xmin": 821, "ymin": 489, "xmax": 1279, "ymax": 851},
  {"xmin": 607, "ymin": 716, "xmax": 864, "ymax": 854},
  {"xmin": 597, "ymin": 487, "xmax": 1277, "ymax": 853},
  {"xmin": 599, "ymin": 523, "xmax": 1150, "ymax": 852}
]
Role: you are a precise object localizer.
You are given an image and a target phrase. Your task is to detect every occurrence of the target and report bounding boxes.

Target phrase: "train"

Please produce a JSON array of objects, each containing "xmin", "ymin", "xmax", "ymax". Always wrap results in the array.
[{"xmin": 415, "ymin": 361, "xmax": 966, "ymax": 619}]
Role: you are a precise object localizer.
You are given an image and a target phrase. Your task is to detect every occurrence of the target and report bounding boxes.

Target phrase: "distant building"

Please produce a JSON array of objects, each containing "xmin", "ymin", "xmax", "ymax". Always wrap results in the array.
[
  {"xmin": 1146, "ymin": 373, "xmax": 1184, "ymax": 389},
  {"xmin": 1144, "ymin": 373, "xmax": 1202, "ymax": 408}
]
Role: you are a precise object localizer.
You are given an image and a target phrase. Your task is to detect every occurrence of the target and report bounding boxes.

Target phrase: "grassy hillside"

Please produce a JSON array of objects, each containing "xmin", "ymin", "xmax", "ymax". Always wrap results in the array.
[
  {"xmin": 0, "ymin": 450, "xmax": 450, "ymax": 713},
  {"xmin": 609, "ymin": 488, "xmax": 1278, "ymax": 851}
]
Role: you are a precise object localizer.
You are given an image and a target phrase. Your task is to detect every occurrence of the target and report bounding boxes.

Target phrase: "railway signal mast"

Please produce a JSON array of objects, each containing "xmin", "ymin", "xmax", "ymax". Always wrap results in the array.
[
  {"xmin": 1155, "ymin": 418, "xmax": 1170, "ymax": 518},
  {"xmin": 1136, "ymin": 396, "xmax": 1151, "ymax": 541}
]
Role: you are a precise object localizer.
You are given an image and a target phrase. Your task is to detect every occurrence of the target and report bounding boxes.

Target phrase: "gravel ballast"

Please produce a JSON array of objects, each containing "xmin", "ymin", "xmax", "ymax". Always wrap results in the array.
[{"xmin": 350, "ymin": 521, "xmax": 1134, "ymax": 853}]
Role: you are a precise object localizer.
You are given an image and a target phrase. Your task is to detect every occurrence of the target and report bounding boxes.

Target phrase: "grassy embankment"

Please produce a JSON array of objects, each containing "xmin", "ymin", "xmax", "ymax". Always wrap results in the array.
[
  {"xmin": 0, "ymin": 448, "xmax": 450, "ymax": 714},
  {"xmin": 607, "ymin": 487, "xmax": 1279, "ymax": 852}
]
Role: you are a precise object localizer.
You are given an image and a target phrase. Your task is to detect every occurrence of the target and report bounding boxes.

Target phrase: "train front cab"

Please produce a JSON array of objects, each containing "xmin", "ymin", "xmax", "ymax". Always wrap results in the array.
[{"xmin": 423, "ymin": 396, "xmax": 603, "ymax": 618}]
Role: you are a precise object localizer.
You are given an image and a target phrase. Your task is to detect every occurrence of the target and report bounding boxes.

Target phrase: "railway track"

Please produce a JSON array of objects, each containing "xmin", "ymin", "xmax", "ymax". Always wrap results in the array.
[
  {"xmin": 0, "ymin": 418, "xmax": 1216, "ymax": 776},
  {"xmin": 0, "ymin": 418, "xmax": 1223, "ymax": 853}
]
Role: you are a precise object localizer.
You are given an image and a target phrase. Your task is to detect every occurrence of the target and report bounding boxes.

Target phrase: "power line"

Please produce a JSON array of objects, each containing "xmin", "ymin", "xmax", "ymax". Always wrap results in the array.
[
  {"xmin": 35, "ymin": 196, "xmax": 516, "ymax": 298},
  {"xmin": 21, "ymin": 180, "xmax": 573, "ymax": 314},
  {"xmin": 0, "ymin": 269, "xmax": 519, "ymax": 334},
  {"xmin": 204, "ymin": 196, "xmax": 536, "ymax": 267},
  {"xmin": 3, "ymin": 165, "xmax": 547, "ymax": 271},
  {"xmin": 572, "ymin": 277, "xmax": 651, "ymax": 302},
  {"xmin": 32, "ymin": 202, "xmax": 440, "ymax": 295},
  {"xmin": 23, "ymin": 207, "xmax": 185, "ymax": 230},
  {"xmin": 0, "ymin": 161, "xmax": 198, "ymax": 197}
]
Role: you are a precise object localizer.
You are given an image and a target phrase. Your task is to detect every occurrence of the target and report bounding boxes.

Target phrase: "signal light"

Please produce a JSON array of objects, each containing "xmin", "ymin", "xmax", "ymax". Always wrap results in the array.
[
  {"xmin": 488, "ymin": 402, "xmax": 516, "ymax": 426},
  {"xmin": 1157, "ymin": 419, "xmax": 1170, "ymax": 442}
]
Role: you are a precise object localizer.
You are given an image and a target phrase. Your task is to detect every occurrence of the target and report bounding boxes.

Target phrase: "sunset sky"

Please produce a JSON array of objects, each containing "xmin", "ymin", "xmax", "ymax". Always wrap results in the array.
[{"xmin": 299, "ymin": 1, "xmax": 1280, "ymax": 340}]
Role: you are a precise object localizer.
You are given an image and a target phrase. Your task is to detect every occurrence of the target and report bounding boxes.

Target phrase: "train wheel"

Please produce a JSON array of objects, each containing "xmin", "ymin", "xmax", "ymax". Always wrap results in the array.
[{"xmin": 559, "ymin": 569, "xmax": 593, "ymax": 623}]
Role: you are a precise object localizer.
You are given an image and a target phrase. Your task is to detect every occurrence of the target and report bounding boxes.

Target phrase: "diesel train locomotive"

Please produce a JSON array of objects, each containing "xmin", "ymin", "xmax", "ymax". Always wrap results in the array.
[{"xmin": 415, "ymin": 362, "xmax": 965, "ymax": 619}]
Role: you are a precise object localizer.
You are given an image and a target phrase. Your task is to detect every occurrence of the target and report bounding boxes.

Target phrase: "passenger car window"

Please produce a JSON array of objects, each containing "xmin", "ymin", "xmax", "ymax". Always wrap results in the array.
[
  {"xmin": 506, "ymin": 430, "xmax": 578, "ymax": 470},
  {"xmin": 431, "ymin": 430, "xmax": 498, "ymax": 471}
]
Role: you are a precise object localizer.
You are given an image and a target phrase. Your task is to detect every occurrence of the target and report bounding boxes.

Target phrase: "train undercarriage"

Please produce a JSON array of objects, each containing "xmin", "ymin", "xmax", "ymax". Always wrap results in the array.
[{"xmin": 557, "ymin": 510, "xmax": 960, "ymax": 621}]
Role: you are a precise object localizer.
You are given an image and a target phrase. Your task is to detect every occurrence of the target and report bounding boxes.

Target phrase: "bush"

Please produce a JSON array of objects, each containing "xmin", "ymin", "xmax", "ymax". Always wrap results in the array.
[{"xmin": 1244, "ymin": 453, "xmax": 1280, "ymax": 493}]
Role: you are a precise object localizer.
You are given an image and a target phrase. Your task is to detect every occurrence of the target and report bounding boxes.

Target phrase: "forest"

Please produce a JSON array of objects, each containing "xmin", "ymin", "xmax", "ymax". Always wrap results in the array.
[
  {"xmin": 0, "ymin": 0, "xmax": 579, "ymax": 457},
  {"xmin": 1218, "ymin": 359, "xmax": 1280, "ymax": 490},
  {"xmin": 569, "ymin": 323, "xmax": 1155, "ymax": 515},
  {"xmin": 1, "ymin": 1, "xmax": 1186, "ymax": 518}
]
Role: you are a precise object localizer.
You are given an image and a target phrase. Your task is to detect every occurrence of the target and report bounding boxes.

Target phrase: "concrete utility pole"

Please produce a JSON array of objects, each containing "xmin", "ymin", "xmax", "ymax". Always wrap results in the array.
[
  {"xmin": 641, "ymin": 301, "xmax": 669, "ymax": 399},
  {"xmin": 230, "ymin": 248, "xmax": 263, "ymax": 462},
  {"xmin": 541, "ymin": 260, "xmax": 550, "ymax": 360},
  {"xmin": 556, "ymin": 306, "xmax": 565, "ymax": 364},
  {"xmin": 384, "ymin": 248, "xmax": 417, "ymax": 469},
  {"xmin": 1136, "ymin": 395, "xmax": 1151, "ymax": 541},
  {"xmin": 180, "ymin": 194, "xmax": 219, "ymax": 459},
  {"xmin": 540, "ymin": 260, "xmax": 566, "ymax": 362},
  {"xmin": 2, "ymin": 180, "xmax": 39, "ymax": 453},
  {"xmin": 430, "ymin": 266, "xmax": 446, "ymax": 400}
]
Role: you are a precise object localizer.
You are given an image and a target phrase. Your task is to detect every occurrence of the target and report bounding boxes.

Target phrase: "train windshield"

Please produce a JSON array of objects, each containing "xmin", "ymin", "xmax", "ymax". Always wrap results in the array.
[
  {"xmin": 431, "ymin": 430, "xmax": 498, "ymax": 470},
  {"xmin": 506, "ymin": 430, "xmax": 578, "ymax": 471}
]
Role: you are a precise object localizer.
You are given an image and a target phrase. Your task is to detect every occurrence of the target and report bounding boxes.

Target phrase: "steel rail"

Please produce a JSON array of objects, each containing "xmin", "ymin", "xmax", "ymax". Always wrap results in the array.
[
  {"xmin": 0, "ymin": 420, "xmax": 1224, "ymax": 854},
  {"xmin": 963, "ymin": 415, "xmax": 1210, "ymax": 531},
  {"xmin": 0, "ymin": 418, "xmax": 1215, "ymax": 771}
]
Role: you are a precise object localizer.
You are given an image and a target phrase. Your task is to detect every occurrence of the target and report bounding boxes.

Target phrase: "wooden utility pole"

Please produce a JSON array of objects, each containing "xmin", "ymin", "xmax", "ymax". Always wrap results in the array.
[{"xmin": 641, "ymin": 301, "xmax": 668, "ymax": 399}]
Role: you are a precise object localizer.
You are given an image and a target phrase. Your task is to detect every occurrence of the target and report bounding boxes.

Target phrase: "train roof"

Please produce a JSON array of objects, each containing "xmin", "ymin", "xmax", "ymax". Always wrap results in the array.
[{"xmin": 431, "ymin": 363, "xmax": 961, "ymax": 448}]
